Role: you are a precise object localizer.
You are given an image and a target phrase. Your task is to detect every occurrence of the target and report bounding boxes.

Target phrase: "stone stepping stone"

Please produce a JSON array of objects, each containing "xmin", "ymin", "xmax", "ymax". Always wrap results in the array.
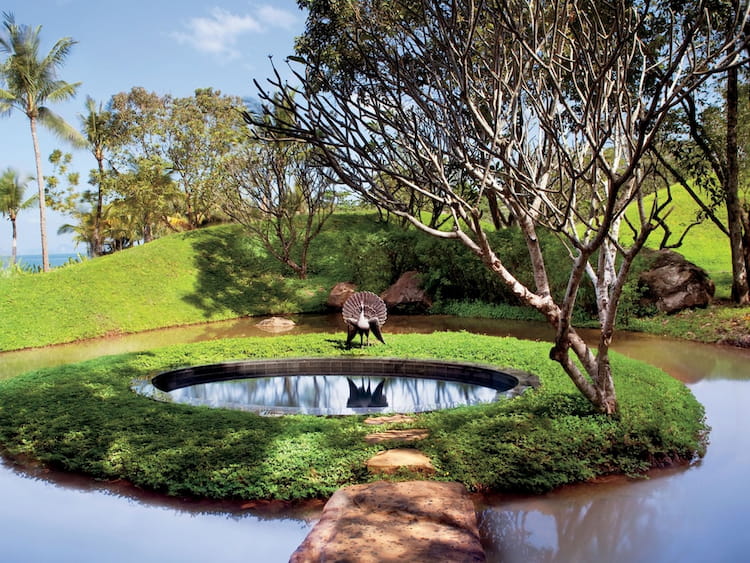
[
  {"xmin": 255, "ymin": 316, "xmax": 296, "ymax": 332},
  {"xmin": 366, "ymin": 448, "xmax": 435, "ymax": 475},
  {"xmin": 364, "ymin": 428, "xmax": 430, "ymax": 444},
  {"xmin": 289, "ymin": 481, "xmax": 486, "ymax": 562},
  {"xmin": 364, "ymin": 414, "xmax": 416, "ymax": 425}
]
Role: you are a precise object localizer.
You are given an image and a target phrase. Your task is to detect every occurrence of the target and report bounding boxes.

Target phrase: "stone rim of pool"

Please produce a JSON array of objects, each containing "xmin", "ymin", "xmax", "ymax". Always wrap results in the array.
[{"xmin": 134, "ymin": 357, "xmax": 539, "ymax": 416}]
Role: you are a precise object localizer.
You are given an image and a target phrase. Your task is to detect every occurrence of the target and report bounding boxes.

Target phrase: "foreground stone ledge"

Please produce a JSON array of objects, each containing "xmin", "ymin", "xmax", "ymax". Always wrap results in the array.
[{"xmin": 289, "ymin": 481, "xmax": 486, "ymax": 563}]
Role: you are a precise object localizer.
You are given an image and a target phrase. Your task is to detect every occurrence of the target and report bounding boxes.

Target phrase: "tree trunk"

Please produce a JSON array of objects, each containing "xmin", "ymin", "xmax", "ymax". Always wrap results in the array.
[
  {"xmin": 143, "ymin": 221, "xmax": 153, "ymax": 243},
  {"xmin": 29, "ymin": 116, "xmax": 50, "ymax": 272},
  {"xmin": 11, "ymin": 217, "xmax": 17, "ymax": 265},
  {"xmin": 92, "ymin": 154, "xmax": 105, "ymax": 257},
  {"xmin": 726, "ymin": 64, "xmax": 750, "ymax": 304}
]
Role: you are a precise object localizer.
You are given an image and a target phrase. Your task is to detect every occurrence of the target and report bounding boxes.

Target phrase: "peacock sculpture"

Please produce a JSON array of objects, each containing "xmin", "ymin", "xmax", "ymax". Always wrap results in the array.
[{"xmin": 342, "ymin": 291, "xmax": 387, "ymax": 349}]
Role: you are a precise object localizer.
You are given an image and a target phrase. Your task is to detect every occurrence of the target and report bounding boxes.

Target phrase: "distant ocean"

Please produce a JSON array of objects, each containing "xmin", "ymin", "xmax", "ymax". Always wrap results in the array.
[{"xmin": 1, "ymin": 253, "xmax": 84, "ymax": 269}]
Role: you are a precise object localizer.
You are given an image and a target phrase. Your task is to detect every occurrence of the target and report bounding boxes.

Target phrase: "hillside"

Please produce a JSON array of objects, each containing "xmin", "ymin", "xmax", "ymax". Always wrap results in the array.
[{"xmin": 0, "ymin": 215, "xmax": 393, "ymax": 351}]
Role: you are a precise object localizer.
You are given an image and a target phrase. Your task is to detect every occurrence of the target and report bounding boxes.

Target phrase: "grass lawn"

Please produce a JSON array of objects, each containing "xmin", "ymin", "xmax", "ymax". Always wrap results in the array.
[
  {"xmin": 638, "ymin": 186, "xmax": 733, "ymax": 297},
  {"xmin": 0, "ymin": 223, "xmax": 340, "ymax": 351},
  {"xmin": 0, "ymin": 333, "xmax": 707, "ymax": 500}
]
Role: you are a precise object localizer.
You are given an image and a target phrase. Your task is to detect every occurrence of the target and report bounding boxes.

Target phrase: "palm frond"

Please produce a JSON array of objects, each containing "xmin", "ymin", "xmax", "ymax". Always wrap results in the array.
[
  {"xmin": 0, "ymin": 12, "xmax": 80, "ymax": 119},
  {"xmin": 0, "ymin": 167, "xmax": 36, "ymax": 216},
  {"xmin": 42, "ymin": 79, "xmax": 81, "ymax": 103},
  {"xmin": 40, "ymin": 36, "xmax": 76, "ymax": 69},
  {"xmin": 38, "ymin": 106, "xmax": 86, "ymax": 147}
]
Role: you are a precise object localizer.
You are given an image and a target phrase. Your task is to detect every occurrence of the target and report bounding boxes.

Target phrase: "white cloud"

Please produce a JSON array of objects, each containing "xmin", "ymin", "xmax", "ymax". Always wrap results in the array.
[
  {"xmin": 171, "ymin": 7, "xmax": 261, "ymax": 60},
  {"xmin": 170, "ymin": 5, "xmax": 299, "ymax": 61},
  {"xmin": 257, "ymin": 5, "xmax": 299, "ymax": 30}
]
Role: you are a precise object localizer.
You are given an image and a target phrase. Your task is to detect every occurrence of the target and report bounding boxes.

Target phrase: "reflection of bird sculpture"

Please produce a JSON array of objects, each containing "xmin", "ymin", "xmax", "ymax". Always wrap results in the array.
[
  {"xmin": 346, "ymin": 378, "xmax": 388, "ymax": 408},
  {"xmin": 342, "ymin": 291, "xmax": 387, "ymax": 349}
]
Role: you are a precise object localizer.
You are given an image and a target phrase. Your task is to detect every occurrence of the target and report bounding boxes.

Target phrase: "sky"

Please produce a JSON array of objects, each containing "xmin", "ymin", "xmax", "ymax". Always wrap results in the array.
[{"xmin": 0, "ymin": 0, "xmax": 306, "ymax": 255}]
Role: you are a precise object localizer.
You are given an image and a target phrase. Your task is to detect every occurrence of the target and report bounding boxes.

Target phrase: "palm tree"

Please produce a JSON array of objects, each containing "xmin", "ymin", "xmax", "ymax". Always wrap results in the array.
[
  {"xmin": 0, "ymin": 167, "xmax": 36, "ymax": 265},
  {"xmin": 0, "ymin": 12, "xmax": 84, "ymax": 272},
  {"xmin": 58, "ymin": 201, "xmax": 137, "ymax": 255},
  {"xmin": 79, "ymin": 96, "xmax": 115, "ymax": 257}
]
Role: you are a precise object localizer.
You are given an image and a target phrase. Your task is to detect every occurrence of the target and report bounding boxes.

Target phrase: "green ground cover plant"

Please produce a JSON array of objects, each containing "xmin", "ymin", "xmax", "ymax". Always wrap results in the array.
[{"xmin": 0, "ymin": 333, "xmax": 706, "ymax": 499}]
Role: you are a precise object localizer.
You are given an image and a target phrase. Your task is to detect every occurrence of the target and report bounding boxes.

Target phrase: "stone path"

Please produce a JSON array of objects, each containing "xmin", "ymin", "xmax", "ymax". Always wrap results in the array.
[
  {"xmin": 363, "ymin": 414, "xmax": 416, "ymax": 425},
  {"xmin": 363, "ymin": 415, "xmax": 433, "ymax": 474},
  {"xmin": 366, "ymin": 448, "xmax": 435, "ymax": 475},
  {"xmin": 291, "ymin": 415, "xmax": 487, "ymax": 562},
  {"xmin": 364, "ymin": 428, "xmax": 431, "ymax": 444}
]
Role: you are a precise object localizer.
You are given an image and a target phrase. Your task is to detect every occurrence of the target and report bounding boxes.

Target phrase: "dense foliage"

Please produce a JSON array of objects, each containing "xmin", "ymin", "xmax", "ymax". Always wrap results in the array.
[{"xmin": 0, "ymin": 333, "xmax": 707, "ymax": 499}]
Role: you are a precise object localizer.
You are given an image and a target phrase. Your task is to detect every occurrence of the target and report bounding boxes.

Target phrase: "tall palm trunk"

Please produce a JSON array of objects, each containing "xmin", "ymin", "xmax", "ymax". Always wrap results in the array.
[
  {"xmin": 93, "ymin": 153, "xmax": 105, "ymax": 257},
  {"xmin": 29, "ymin": 116, "xmax": 50, "ymax": 272},
  {"xmin": 10, "ymin": 214, "xmax": 17, "ymax": 265}
]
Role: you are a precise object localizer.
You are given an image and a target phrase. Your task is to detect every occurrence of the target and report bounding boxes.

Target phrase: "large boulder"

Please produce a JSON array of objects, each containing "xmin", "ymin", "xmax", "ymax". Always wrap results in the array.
[
  {"xmin": 326, "ymin": 282, "xmax": 357, "ymax": 309},
  {"xmin": 638, "ymin": 250, "xmax": 715, "ymax": 314},
  {"xmin": 290, "ymin": 480, "xmax": 485, "ymax": 563},
  {"xmin": 381, "ymin": 271, "xmax": 433, "ymax": 312}
]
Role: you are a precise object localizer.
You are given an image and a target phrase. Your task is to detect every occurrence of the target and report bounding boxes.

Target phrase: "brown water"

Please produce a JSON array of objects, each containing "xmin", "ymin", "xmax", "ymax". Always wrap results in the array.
[
  {"xmin": 2, "ymin": 315, "xmax": 749, "ymax": 562},
  {"xmin": 0, "ymin": 314, "xmax": 549, "ymax": 380},
  {"xmin": 478, "ymin": 341, "xmax": 750, "ymax": 562}
]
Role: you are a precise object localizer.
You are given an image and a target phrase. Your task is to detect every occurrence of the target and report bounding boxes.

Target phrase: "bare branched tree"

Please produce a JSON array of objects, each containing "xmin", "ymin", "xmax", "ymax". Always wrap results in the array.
[
  {"xmin": 221, "ymin": 105, "xmax": 337, "ymax": 279},
  {"xmin": 253, "ymin": 0, "xmax": 749, "ymax": 414}
]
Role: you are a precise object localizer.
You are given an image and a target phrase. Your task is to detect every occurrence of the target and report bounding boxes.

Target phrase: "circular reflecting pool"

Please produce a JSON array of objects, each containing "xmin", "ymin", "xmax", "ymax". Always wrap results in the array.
[{"xmin": 136, "ymin": 358, "xmax": 528, "ymax": 415}]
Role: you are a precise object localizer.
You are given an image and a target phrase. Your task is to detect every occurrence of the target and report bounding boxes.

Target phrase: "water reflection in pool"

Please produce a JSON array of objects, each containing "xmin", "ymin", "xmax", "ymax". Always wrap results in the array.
[
  {"xmin": 477, "ymin": 335, "xmax": 750, "ymax": 563},
  {"xmin": 150, "ymin": 375, "xmax": 504, "ymax": 415}
]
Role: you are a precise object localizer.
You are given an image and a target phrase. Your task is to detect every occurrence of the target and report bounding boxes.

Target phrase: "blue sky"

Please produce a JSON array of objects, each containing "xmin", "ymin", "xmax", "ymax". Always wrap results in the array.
[{"xmin": 0, "ymin": 0, "xmax": 306, "ymax": 255}]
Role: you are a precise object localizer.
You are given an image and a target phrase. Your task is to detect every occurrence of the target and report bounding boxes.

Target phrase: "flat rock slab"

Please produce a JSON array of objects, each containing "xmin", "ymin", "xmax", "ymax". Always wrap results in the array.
[
  {"xmin": 366, "ymin": 448, "xmax": 435, "ymax": 475},
  {"xmin": 364, "ymin": 414, "xmax": 416, "ymax": 425},
  {"xmin": 289, "ymin": 481, "xmax": 485, "ymax": 562},
  {"xmin": 255, "ymin": 316, "xmax": 296, "ymax": 332},
  {"xmin": 364, "ymin": 428, "xmax": 430, "ymax": 444}
]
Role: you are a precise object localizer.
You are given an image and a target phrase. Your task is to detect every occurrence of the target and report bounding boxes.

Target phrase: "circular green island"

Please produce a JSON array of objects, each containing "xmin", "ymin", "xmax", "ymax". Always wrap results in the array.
[{"xmin": 0, "ymin": 332, "xmax": 706, "ymax": 500}]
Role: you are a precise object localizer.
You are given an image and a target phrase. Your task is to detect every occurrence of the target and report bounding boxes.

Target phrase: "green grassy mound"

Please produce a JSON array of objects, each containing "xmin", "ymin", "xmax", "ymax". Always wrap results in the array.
[
  {"xmin": 0, "ymin": 190, "xmax": 742, "ymax": 353},
  {"xmin": 0, "ymin": 333, "xmax": 706, "ymax": 499},
  {"xmin": 0, "ymin": 224, "xmax": 330, "ymax": 351}
]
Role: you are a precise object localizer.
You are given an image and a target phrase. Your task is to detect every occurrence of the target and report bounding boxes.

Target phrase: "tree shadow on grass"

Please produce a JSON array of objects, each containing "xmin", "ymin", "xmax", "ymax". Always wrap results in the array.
[
  {"xmin": 182, "ymin": 228, "xmax": 300, "ymax": 319},
  {"xmin": 0, "ymin": 361, "xmax": 370, "ymax": 500}
]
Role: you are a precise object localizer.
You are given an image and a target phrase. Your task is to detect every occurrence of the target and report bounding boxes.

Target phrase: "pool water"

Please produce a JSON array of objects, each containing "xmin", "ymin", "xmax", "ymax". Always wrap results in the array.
[{"xmin": 144, "ymin": 374, "xmax": 507, "ymax": 415}]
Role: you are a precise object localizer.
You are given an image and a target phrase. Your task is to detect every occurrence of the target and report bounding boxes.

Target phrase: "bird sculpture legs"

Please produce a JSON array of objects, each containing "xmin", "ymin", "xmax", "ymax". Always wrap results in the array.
[{"xmin": 345, "ymin": 323, "xmax": 385, "ymax": 349}]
